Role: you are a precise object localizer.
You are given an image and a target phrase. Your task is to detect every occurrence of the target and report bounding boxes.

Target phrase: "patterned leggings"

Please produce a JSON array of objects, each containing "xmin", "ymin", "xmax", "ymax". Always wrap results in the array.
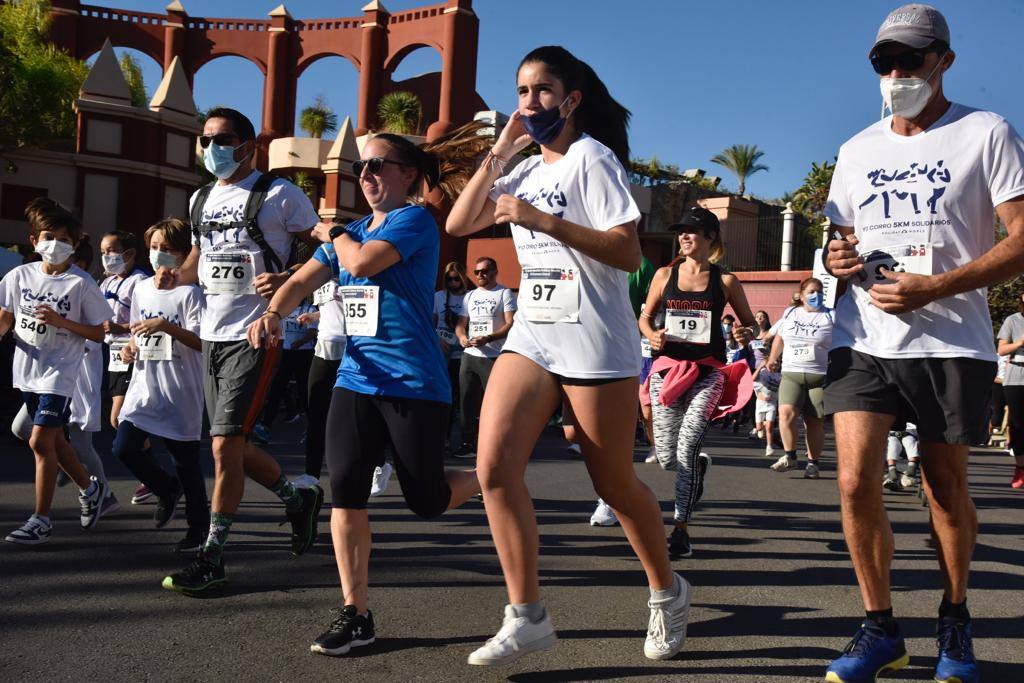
[{"xmin": 650, "ymin": 366, "xmax": 726, "ymax": 523}]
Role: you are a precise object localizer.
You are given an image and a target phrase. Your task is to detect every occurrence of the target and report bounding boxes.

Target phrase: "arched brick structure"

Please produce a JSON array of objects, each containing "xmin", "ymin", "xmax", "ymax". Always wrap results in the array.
[{"xmin": 48, "ymin": 0, "xmax": 485, "ymax": 148}]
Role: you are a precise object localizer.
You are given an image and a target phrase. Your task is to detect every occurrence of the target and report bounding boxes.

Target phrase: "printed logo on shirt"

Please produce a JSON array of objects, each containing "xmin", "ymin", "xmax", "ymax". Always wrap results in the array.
[
  {"xmin": 469, "ymin": 296, "xmax": 499, "ymax": 317},
  {"xmin": 664, "ymin": 299, "xmax": 713, "ymax": 311},
  {"xmin": 139, "ymin": 307, "xmax": 182, "ymax": 326},
  {"xmin": 789, "ymin": 319, "xmax": 826, "ymax": 338},
  {"xmin": 516, "ymin": 184, "xmax": 566, "ymax": 238},
  {"xmin": 858, "ymin": 160, "xmax": 951, "ymax": 219},
  {"xmin": 20, "ymin": 288, "xmax": 71, "ymax": 314}
]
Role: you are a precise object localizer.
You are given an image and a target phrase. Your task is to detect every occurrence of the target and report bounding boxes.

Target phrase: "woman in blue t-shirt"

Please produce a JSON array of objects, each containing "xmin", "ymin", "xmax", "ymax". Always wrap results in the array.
[{"xmin": 249, "ymin": 127, "xmax": 488, "ymax": 657}]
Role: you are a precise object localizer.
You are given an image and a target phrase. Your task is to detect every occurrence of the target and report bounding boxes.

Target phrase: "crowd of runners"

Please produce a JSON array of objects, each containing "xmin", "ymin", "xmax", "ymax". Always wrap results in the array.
[{"xmin": 2, "ymin": 4, "xmax": 1023, "ymax": 682}]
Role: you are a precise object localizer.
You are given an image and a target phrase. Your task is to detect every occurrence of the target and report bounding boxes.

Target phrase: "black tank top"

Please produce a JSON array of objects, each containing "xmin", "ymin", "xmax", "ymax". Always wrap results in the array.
[{"xmin": 657, "ymin": 262, "xmax": 727, "ymax": 362}]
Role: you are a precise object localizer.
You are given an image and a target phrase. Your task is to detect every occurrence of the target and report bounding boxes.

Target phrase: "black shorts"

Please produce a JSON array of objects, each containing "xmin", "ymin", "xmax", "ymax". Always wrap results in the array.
[
  {"xmin": 202, "ymin": 340, "xmax": 279, "ymax": 438},
  {"xmin": 107, "ymin": 367, "xmax": 133, "ymax": 397},
  {"xmin": 824, "ymin": 347, "xmax": 996, "ymax": 445}
]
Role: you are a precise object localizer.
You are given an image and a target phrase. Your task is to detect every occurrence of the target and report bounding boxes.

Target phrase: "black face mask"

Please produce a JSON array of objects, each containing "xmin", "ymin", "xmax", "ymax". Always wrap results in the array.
[{"xmin": 521, "ymin": 95, "xmax": 571, "ymax": 145}]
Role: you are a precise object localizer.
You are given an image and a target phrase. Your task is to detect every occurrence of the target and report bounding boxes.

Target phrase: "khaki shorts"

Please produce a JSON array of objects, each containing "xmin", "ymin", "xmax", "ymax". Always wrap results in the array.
[{"xmin": 779, "ymin": 371, "xmax": 826, "ymax": 419}]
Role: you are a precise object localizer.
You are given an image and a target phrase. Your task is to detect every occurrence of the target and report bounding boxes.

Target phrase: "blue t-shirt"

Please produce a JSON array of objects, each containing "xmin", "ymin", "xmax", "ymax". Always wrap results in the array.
[{"xmin": 314, "ymin": 205, "xmax": 450, "ymax": 403}]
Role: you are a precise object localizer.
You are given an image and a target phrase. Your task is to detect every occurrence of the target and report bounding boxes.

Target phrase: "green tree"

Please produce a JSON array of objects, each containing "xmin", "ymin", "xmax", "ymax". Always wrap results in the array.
[
  {"xmin": 377, "ymin": 91, "xmax": 422, "ymax": 135},
  {"xmin": 710, "ymin": 144, "xmax": 768, "ymax": 196},
  {"xmin": 119, "ymin": 52, "xmax": 147, "ymax": 107},
  {"xmin": 0, "ymin": 0, "xmax": 88, "ymax": 153},
  {"xmin": 299, "ymin": 95, "xmax": 337, "ymax": 138},
  {"xmin": 790, "ymin": 160, "xmax": 836, "ymax": 242},
  {"xmin": 988, "ymin": 219, "xmax": 1022, "ymax": 335}
]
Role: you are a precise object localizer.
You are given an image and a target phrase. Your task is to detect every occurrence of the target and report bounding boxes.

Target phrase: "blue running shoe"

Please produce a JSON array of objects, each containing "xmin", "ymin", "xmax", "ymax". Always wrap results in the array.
[
  {"xmin": 934, "ymin": 617, "xmax": 979, "ymax": 683},
  {"xmin": 825, "ymin": 621, "xmax": 909, "ymax": 683}
]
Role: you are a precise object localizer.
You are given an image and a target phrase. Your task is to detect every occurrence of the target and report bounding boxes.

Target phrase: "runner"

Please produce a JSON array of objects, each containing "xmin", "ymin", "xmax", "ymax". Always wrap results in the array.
[
  {"xmin": 883, "ymin": 422, "xmax": 920, "ymax": 492},
  {"xmin": 433, "ymin": 261, "xmax": 469, "ymax": 451},
  {"xmin": 252, "ymin": 298, "xmax": 317, "ymax": 444},
  {"xmin": 447, "ymin": 45, "xmax": 691, "ymax": 664},
  {"xmin": 252, "ymin": 125, "xmax": 487, "ymax": 656},
  {"xmin": 821, "ymin": 5, "xmax": 1024, "ymax": 681},
  {"xmin": 0, "ymin": 198, "xmax": 111, "ymax": 544},
  {"xmin": 995, "ymin": 299, "xmax": 1024, "ymax": 488},
  {"xmin": 113, "ymin": 218, "xmax": 210, "ymax": 553},
  {"xmin": 160, "ymin": 107, "xmax": 323, "ymax": 595},
  {"xmin": 452, "ymin": 257, "xmax": 516, "ymax": 459},
  {"xmin": 765, "ymin": 278, "xmax": 833, "ymax": 479}
]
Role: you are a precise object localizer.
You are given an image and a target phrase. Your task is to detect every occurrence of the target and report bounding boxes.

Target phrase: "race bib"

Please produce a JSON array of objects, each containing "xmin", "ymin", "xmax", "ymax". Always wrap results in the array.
[
  {"xmin": 750, "ymin": 339, "xmax": 766, "ymax": 352},
  {"xmin": 313, "ymin": 281, "xmax": 338, "ymax": 307},
  {"xmin": 436, "ymin": 328, "xmax": 456, "ymax": 345},
  {"xmin": 518, "ymin": 267, "xmax": 580, "ymax": 323},
  {"xmin": 339, "ymin": 286, "xmax": 379, "ymax": 337},
  {"xmin": 15, "ymin": 309, "xmax": 54, "ymax": 348},
  {"xmin": 136, "ymin": 331, "xmax": 173, "ymax": 361},
  {"xmin": 202, "ymin": 252, "xmax": 256, "ymax": 295},
  {"xmin": 784, "ymin": 343, "xmax": 815, "ymax": 364},
  {"xmin": 108, "ymin": 339, "xmax": 131, "ymax": 372},
  {"xmin": 665, "ymin": 309, "xmax": 712, "ymax": 344},
  {"xmin": 469, "ymin": 319, "xmax": 493, "ymax": 338},
  {"xmin": 858, "ymin": 243, "xmax": 933, "ymax": 287},
  {"xmin": 641, "ymin": 336, "xmax": 652, "ymax": 359}
]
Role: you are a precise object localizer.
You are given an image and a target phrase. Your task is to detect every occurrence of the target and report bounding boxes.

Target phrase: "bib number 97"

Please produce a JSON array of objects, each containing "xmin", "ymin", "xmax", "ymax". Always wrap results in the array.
[{"xmin": 531, "ymin": 284, "xmax": 556, "ymax": 302}]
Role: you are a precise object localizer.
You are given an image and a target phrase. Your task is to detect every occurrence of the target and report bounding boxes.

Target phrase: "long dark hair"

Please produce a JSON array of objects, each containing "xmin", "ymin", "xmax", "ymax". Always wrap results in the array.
[
  {"xmin": 372, "ymin": 122, "xmax": 492, "ymax": 203},
  {"xmin": 518, "ymin": 46, "xmax": 631, "ymax": 167}
]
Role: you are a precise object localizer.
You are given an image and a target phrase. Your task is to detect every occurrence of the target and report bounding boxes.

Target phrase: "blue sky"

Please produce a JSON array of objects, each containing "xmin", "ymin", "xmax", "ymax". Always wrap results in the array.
[{"xmin": 93, "ymin": 0, "xmax": 1024, "ymax": 199}]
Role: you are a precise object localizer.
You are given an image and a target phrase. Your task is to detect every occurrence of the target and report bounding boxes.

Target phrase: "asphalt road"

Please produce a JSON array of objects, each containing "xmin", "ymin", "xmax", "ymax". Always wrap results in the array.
[{"xmin": 1, "ymin": 421, "xmax": 1022, "ymax": 682}]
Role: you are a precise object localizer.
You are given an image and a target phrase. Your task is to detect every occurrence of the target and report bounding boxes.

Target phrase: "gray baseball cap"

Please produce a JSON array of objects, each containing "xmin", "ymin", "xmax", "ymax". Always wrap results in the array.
[{"xmin": 870, "ymin": 4, "xmax": 950, "ymax": 56}]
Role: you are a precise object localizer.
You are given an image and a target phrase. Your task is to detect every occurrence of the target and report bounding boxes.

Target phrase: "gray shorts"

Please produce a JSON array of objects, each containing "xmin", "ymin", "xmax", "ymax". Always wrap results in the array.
[{"xmin": 203, "ymin": 340, "xmax": 280, "ymax": 437}]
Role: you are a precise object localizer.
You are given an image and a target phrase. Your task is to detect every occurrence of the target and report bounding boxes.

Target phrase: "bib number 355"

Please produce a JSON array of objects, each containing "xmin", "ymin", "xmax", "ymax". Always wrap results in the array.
[{"xmin": 339, "ymin": 285, "xmax": 380, "ymax": 337}]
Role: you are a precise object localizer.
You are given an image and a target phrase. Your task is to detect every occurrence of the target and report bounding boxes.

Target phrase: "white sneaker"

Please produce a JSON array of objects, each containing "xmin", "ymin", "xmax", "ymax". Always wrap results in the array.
[
  {"xmin": 644, "ymin": 446, "xmax": 658, "ymax": 464},
  {"xmin": 804, "ymin": 461, "xmax": 820, "ymax": 479},
  {"xmin": 79, "ymin": 476, "xmax": 108, "ymax": 530},
  {"xmin": 292, "ymin": 474, "xmax": 320, "ymax": 489},
  {"xmin": 589, "ymin": 499, "xmax": 619, "ymax": 527},
  {"xmin": 770, "ymin": 454, "xmax": 797, "ymax": 472},
  {"xmin": 644, "ymin": 573, "xmax": 691, "ymax": 660},
  {"xmin": 5, "ymin": 515, "xmax": 51, "ymax": 545},
  {"xmin": 467, "ymin": 604, "xmax": 557, "ymax": 665},
  {"xmin": 764, "ymin": 445, "xmax": 775, "ymax": 457},
  {"xmin": 756, "ymin": 430, "xmax": 765, "ymax": 440},
  {"xmin": 369, "ymin": 462, "xmax": 393, "ymax": 497},
  {"xmin": 566, "ymin": 443, "xmax": 582, "ymax": 455}
]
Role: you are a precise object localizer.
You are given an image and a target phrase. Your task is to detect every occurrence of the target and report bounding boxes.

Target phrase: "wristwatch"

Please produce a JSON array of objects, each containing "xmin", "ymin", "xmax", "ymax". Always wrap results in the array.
[{"xmin": 328, "ymin": 224, "xmax": 348, "ymax": 241}]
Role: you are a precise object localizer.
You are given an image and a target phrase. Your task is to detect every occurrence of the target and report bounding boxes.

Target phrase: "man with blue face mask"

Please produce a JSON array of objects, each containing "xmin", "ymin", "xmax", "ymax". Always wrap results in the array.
[
  {"xmin": 821, "ymin": 5, "xmax": 1024, "ymax": 683},
  {"xmin": 159, "ymin": 107, "xmax": 325, "ymax": 596}
]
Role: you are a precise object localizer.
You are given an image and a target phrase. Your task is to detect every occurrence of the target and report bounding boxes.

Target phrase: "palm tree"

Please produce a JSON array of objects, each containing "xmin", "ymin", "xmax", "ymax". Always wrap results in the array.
[
  {"xmin": 710, "ymin": 144, "xmax": 768, "ymax": 196},
  {"xmin": 377, "ymin": 91, "xmax": 422, "ymax": 135},
  {"xmin": 299, "ymin": 95, "xmax": 337, "ymax": 138}
]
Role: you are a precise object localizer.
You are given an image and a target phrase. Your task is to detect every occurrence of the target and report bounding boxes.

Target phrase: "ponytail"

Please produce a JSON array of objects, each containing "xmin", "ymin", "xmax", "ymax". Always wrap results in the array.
[
  {"xmin": 518, "ymin": 46, "xmax": 631, "ymax": 167},
  {"xmin": 371, "ymin": 122, "xmax": 492, "ymax": 203}
]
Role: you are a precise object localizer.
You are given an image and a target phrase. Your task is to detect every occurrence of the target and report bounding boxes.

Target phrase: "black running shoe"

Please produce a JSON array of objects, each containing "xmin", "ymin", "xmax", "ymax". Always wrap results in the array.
[
  {"xmin": 287, "ymin": 485, "xmax": 324, "ymax": 556},
  {"xmin": 668, "ymin": 527, "xmax": 693, "ymax": 558},
  {"xmin": 694, "ymin": 452, "xmax": 712, "ymax": 504},
  {"xmin": 310, "ymin": 606, "xmax": 376, "ymax": 656},
  {"xmin": 154, "ymin": 482, "xmax": 183, "ymax": 529},
  {"xmin": 174, "ymin": 530, "xmax": 206, "ymax": 555},
  {"xmin": 162, "ymin": 554, "xmax": 226, "ymax": 595},
  {"xmin": 452, "ymin": 443, "xmax": 476, "ymax": 460}
]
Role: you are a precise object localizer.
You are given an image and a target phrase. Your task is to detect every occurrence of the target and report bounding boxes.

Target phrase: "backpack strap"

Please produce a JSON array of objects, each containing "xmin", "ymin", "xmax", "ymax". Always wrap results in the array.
[
  {"xmin": 241, "ymin": 173, "xmax": 283, "ymax": 273},
  {"xmin": 189, "ymin": 182, "xmax": 216, "ymax": 242}
]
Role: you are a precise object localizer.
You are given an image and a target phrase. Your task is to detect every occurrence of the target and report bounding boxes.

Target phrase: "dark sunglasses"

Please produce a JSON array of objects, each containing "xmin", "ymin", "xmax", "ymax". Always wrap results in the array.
[
  {"xmin": 474, "ymin": 268, "xmax": 493, "ymax": 276},
  {"xmin": 198, "ymin": 133, "xmax": 239, "ymax": 148},
  {"xmin": 447, "ymin": 275, "xmax": 462, "ymax": 282},
  {"xmin": 870, "ymin": 46, "xmax": 943, "ymax": 75},
  {"xmin": 352, "ymin": 157, "xmax": 416, "ymax": 176}
]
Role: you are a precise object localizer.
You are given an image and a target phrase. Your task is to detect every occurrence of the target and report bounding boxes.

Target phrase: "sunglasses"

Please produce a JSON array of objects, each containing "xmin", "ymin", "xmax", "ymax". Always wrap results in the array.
[
  {"xmin": 474, "ymin": 268, "xmax": 493, "ymax": 276},
  {"xmin": 352, "ymin": 157, "xmax": 416, "ymax": 176},
  {"xmin": 447, "ymin": 275, "xmax": 462, "ymax": 282},
  {"xmin": 870, "ymin": 46, "xmax": 942, "ymax": 75},
  {"xmin": 198, "ymin": 133, "xmax": 239, "ymax": 148}
]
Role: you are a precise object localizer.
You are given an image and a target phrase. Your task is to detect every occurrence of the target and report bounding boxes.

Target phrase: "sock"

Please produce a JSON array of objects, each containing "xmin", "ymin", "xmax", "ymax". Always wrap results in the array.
[
  {"xmin": 906, "ymin": 460, "xmax": 919, "ymax": 476},
  {"xmin": 650, "ymin": 573, "xmax": 681, "ymax": 602},
  {"xmin": 202, "ymin": 512, "xmax": 233, "ymax": 564},
  {"xmin": 30, "ymin": 513, "xmax": 51, "ymax": 527},
  {"xmin": 785, "ymin": 449, "xmax": 797, "ymax": 460},
  {"xmin": 81, "ymin": 479, "xmax": 97, "ymax": 497},
  {"xmin": 510, "ymin": 601, "xmax": 545, "ymax": 623},
  {"xmin": 888, "ymin": 464, "xmax": 898, "ymax": 477},
  {"xmin": 268, "ymin": 475, "xmax": 302, "ymax": 512},
  {"xmin": 865, "ymin": 607, "xmax": 899, "ymax": 636},
  {"xmin": 939, "ymin": 598, "xmax": 970, "ymax": 621}
]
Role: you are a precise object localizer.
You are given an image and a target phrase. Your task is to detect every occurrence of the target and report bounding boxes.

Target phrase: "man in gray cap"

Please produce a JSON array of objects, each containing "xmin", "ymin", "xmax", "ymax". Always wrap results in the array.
[{"xmin": 822, "ymin": 4, "xmax": 1024, "ymax": 683}]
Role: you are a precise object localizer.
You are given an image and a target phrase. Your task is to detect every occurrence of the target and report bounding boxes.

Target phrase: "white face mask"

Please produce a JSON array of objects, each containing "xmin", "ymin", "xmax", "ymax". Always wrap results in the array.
[
  {"xmin": 35, "ymin": 240, "xmax": 75, "ymax": 265},
  {"xmin": 150, "ymin": 249, "xmax": 179, "ymax": 271},
  {"xmin": 879, "ymin": 52, "xmax": 946, "ymax": 120},
  {"xmin": 102, "ymin": 252, "xmax": 126, "ymax": 276}
]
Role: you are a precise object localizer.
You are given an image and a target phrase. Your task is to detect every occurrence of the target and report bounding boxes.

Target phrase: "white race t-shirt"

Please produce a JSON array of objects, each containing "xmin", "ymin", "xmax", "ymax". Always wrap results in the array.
[
  {"xmin": 70, "ymin": 340, "xmax": 103, "ymax": 432},
  {"xmin": 825, "ymin": 103, "xmax": 1024, "ymax": 361},
  {"xmin": 190, "ymin": 171, "xmax": 320, "ymax": 342},
  {"xmin": 461, "ymin": 285, "xmax": 516, "ymax": 359},
  {"xmin": 769, "ymin": 306, "xmax": 834, "ymax": 375},
  {"xmin": 489, "ymin": 135, "xmax": 642, "ymax": 378},
  {"xmin": 101, "ymin": 268, "xmax": 148, "ymax": 345},
  {"xmin": 433, "ymin": 288, "xmax": 466, "ymax": 359},
  {"xmin": 284, "ymin": 302, "xmax": 317, "ymax": 351},
  {"xmin": 0, "ymin": 262, "xmax": 111, "ymax": 398},
  {"xmin": 119, "ymin": 279, "xmax": 205, "ymax": 441}
]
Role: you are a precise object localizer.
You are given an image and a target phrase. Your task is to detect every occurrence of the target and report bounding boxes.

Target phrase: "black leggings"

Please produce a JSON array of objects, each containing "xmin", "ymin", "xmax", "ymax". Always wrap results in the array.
[
  {"xmin": 306, "ymin": 354, "xmax": 341, "ymax": 478},
  {"xmin": 261, "ymin": 349, "xmax": 314, "ymax": 426},
  {"xmin": 1003, "ymin": 385, "xmax": 1024, "ymax": 449},
  {"xmin": 325, "ymin": 387, "xmax": 451, "ymax": 515}
]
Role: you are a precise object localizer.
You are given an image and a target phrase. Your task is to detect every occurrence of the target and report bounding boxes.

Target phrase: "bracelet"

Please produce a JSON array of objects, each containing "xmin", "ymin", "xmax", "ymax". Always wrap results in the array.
[
  {"xmin": 484, "ymin": 150, "xmax": 508, "ymax": 173},
  {"xmin": 264, "ymin": 310, "xmax": 282, "ymax": 320}
]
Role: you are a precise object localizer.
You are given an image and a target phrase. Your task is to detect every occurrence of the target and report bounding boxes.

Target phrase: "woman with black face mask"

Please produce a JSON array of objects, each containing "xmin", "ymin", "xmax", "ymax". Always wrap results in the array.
[{"xmin": 448, "ymin": 45, "xmax": 690, "ymax": 666}]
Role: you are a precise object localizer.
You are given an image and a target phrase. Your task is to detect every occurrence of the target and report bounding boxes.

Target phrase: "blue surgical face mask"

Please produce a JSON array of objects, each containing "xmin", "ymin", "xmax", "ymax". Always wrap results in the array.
[
  {"xmin": 520, "ymin": 95, "xmax": 571, "ymax": 146},
  {"xmin": 806, "ymin": 292, "xmax": 822, "ymax": 309},
  {"xmin": 203, "ymin": 142, "xmax": 242, "ymax": 179}
]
